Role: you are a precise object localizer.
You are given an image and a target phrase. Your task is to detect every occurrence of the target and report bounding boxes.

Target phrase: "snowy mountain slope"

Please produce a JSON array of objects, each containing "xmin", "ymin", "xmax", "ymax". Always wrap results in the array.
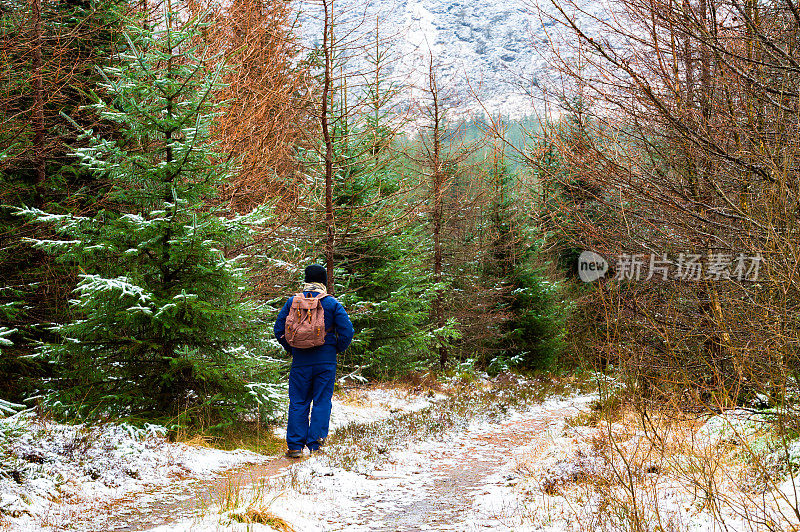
[{"xmin": 294, "ymin": 0, "xmax": 612, "ymax": 119}]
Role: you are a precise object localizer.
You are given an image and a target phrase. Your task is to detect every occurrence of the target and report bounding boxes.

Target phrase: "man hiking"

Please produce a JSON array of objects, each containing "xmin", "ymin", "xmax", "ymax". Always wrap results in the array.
[{"xmin": 274, "ymin": 264, "xmax": 354, "ymax": 458}]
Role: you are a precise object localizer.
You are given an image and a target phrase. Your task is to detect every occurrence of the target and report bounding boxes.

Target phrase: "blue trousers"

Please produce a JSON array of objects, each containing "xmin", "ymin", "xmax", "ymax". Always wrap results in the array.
[{"xmin": 287, "ymin": 364, "xmax": 336, "ymax": 451}]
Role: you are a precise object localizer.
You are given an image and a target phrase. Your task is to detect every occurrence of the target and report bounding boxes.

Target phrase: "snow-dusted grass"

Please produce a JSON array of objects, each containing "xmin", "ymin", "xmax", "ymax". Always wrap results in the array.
[
  {"xmin": 0, "ymin": 376, "xmax": 467, "ymax": 531},
  {"xmin": 0, "ymin": 372, "xmax": 605, "ymax": 531},
  {"xmin": 323, "ymin": 374, "xmax": 587, "ymax": 473},
  {"xmin": 505, "ymin": 397, "xmax": 800, "ymax": 532},
  {"xmin": 0, "ymin": 412, "xmax": 269, "ymax": 530},
  {"xmin": 171, "ymin": 379, "xmax": 800, "ymax": 532},
  {"xmin": 271, "ymin": 382, "xmax": 449, "ymax": 441}
]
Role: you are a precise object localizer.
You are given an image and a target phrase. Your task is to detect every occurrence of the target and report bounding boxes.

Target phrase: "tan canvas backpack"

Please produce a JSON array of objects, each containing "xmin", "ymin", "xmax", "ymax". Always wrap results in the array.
[{"xmin": 284, "ymin": 292, "xmax": 330, "ymax": 349}]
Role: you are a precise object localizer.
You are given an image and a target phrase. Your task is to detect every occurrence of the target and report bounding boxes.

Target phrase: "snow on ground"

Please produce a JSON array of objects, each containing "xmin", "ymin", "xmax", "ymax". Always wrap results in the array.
[
  {"xmin": 0, "ymin": 412, "xmax": 268, "ymax": 531},
  {"xmin": 486, "ymin": 407, "xmax": 800, "ymax": 532},
  {"xmin": 7, "ymin": 382, "xmax": 800, "ymax": 532},
  {"xmin": 151, "ymin": 393, "xmax": 800, "ymax": 532},
  {"xmin": 151, "ymin": 394, "xmax": 598, "ymax": 531},
  {"xmin": 0, "ymin": 383, "xmax": 451, "ymax": 531}
]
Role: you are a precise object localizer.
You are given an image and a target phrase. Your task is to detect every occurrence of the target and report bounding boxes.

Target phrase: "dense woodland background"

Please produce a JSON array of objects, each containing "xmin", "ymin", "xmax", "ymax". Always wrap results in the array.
[{"xmin": 0, "ymin": 0, "xmax": 797, "ymax": 435}]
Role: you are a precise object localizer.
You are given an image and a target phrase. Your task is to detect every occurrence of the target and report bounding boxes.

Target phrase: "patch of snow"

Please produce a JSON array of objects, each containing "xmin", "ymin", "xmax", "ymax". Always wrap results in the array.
[{"xmin": 695, "ymin": 410, "xmax": 771, "ymax": 448}]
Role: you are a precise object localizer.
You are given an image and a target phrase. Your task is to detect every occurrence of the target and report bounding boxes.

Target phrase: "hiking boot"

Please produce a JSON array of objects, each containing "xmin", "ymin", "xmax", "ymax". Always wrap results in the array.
[
  {"xmin": 285, "ymin": 449, "xmax": 302, "ymax": 459},
  {"xmin": 308, "ymin": 438, "xmax": 325, "ymax": 455}
]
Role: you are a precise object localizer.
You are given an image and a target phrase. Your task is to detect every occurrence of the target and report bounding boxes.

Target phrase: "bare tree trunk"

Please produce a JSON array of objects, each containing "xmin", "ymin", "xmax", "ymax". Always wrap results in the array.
[
  {"xmin": 322, "ymin": 0, "xmax": 335, "ymax": 295},
  {"xmin": 682, "ymin": 0, "xmax": 694, "ymax": 110},
  {"xmin": 698, "ymin": 0, "xmax": 711, "ymax": 123},
  {"xmin": 31, "ymin": 0, "xmax": 45, "ymax": 193},
  {"xmin": 429, "ymin": 58, "xmax": 447, "ymax": 369},
  {"xmin": 543, "ymin": 0, "xmax": 800, "ymax": 409}
]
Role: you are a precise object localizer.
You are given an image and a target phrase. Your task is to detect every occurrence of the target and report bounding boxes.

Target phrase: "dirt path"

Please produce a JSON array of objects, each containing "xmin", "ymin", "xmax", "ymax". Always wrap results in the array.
[{"xmin": 349, "ymin": 400, "xmax": 586, "ymax": 531}]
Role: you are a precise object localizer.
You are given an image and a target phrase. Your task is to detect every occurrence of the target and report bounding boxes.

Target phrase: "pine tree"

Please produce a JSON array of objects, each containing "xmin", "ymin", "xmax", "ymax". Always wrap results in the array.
[
  {"xmin": 18, "ymin": 6, "xmax": 263, "ymax": 424},
  {"xmin": 410, "ymin": 60, "xmax": 487, "ymax": 370},
  {"xmin": 195, "ymin": 0, "xmax": 312, "ymax": 215},
  {"xmin": 528, "ymin": 107, "xmax": 615, "ymax": 369},
  {"xmin": 338, "ymin": 226, "xmax": 444, "ymax": 379},
  {"xmin": 0, "ymin": 324, "xmax": 24, "ymax": 415},
  {"xmin": 442, "ymin": 138, "xmax": 567, "ymax": 373}
]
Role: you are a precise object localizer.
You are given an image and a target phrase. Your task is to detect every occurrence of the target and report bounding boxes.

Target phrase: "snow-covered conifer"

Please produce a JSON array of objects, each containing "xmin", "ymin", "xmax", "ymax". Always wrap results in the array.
[{"xmin": 18, "ymin": 6, "xmax": 263, "ymax": 424}]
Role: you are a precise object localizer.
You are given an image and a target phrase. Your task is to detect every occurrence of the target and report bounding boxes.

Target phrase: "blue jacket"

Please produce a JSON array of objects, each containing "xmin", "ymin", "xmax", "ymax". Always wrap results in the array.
[{"xmin": 274, "ymin": 291, "xmax": 354, "ymax": 367}]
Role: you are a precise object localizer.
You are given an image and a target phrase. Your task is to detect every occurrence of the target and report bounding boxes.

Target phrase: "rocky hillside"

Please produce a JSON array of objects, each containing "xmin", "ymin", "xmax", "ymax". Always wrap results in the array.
[{"xmin": 295, "ymin": 0, "xmax": 608, "ymax": 119}]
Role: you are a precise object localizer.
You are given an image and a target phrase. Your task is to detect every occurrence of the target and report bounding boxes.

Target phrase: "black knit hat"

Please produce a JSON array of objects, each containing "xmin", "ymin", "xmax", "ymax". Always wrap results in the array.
[{"xmin": 304, "ymin": 264, "xmax": 327, "ymax": 285}]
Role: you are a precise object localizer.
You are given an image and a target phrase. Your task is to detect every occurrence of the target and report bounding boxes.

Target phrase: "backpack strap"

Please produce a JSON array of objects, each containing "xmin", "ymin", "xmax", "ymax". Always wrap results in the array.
[
  {"xmin": 315, "ymin": 293, "xmax": 332, "ymax": 332},
  {"xmin": 294, "ymin": 292, "xmax": 329, "ymax": 299}
]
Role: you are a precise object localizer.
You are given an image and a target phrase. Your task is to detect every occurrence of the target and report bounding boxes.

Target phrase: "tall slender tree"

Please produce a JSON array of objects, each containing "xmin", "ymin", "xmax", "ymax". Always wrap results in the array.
[
  {"xmin": 413, "ymin": 56, "xmax": 478, "ymax": 369},
  {"xmin": 0, "ymin": 0, "xmax": 127, "ymax": 401},
  {"xmin": 429, "ymin": 59, "xmax": 447, "ymax": 368},
  {"xmin": 315, "ymin": 0, "xmax": 336, "ymax": 293}
]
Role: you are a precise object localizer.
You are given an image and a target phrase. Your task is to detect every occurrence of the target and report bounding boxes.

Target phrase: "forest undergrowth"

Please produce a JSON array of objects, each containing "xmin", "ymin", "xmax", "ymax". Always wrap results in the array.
[{"xmin": 507, "ymin": 378, "xmax": 800, "ymax": 531}]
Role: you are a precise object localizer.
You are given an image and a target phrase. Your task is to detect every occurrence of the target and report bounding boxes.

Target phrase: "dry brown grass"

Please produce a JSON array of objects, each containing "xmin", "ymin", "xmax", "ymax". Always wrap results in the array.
[
  {"xmin": 178, "ymin": 434, "xmax": 214, "ymax": 448},
  {"xmin": 400, "ymin": 371, "xmax": 448, "ymax": 394},
  {"xmin": 335, "ymin": 388, "xmax": 370, "ymax": 408},
  {"xmin": 230, "ymin": 507, "xmax": 296, "ymax": 530},
  {"xmin": 514, "ymin": 397, "xmax": 800, "ymax": 531}
]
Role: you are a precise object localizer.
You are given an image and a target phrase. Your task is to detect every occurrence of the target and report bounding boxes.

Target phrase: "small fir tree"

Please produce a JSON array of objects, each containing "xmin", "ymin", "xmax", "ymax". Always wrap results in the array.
[
  {"xmin": 530, "ymin": 107, "xmax": 618, "ymax": 369},
  {"xmin": 18, "ymin": 7, "xmax": 262, "ymax": 424},
  {"xmin": 483, "ymin": 151, "xmax": 566, "ymax": 372}
]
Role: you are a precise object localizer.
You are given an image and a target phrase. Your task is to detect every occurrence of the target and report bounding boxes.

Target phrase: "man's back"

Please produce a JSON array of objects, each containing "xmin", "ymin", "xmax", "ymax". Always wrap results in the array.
[
  {"xmin": 274, "ymin": 289, "xmax": 354, "ymax": 366},
  {"xmin": 276, "ymin": 264, "xmax": 355, "ymax": 457}
]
